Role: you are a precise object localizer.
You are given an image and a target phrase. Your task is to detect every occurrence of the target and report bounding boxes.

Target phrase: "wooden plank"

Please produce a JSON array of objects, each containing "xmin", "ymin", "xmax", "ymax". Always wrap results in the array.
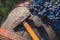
[
  {"xmin": 23, "ymin": 21, "xmax": 40, "ymax": 40},
  {"xmin": 0, "ymin": 28, "xmax": 28, "ymax": 40}
]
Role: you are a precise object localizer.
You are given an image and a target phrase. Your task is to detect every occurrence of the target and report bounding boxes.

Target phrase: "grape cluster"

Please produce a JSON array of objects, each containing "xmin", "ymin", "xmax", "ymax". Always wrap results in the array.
[
  {"xmin": 29, "ymin": 0, "xmax": 60, "ymax": 22},
  {"xmin": 29, "ymin": 0, "xmax": 60, "ymax": 34}
]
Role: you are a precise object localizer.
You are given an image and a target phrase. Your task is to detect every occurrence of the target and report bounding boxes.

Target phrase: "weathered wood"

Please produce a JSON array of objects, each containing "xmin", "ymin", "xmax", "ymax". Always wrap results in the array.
[
  {"xmin": 0, "ymin": 28, "xmax": 28, "ymax": 40},
  {"xmin": 1, "ymin": 7, "xmax": 31, "ymax": 30},
  {"xmin": 0, "ymin": 36, "xmax": 9, "ymax": 40},
  {"xmin": 23, "ymin": 21, "xmax": 40, "ymax": 40}
]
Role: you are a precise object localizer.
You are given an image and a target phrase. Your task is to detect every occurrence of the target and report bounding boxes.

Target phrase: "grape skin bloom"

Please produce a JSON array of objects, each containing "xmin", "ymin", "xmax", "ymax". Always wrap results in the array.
[{"xmin": 29, "ymin": 0, "xmax": 60, "ymax": 35}]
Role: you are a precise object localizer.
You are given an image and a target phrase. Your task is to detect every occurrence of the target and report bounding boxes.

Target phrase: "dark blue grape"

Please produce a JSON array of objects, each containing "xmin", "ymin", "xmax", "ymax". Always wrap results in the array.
[{"xmin": 29, "ymin": 0, "xmax": 60, "ymax": 35}]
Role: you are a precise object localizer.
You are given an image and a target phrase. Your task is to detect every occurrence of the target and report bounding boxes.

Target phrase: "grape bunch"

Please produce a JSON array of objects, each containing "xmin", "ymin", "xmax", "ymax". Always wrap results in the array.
[
  {"xmin": 29, "ymin": 0, "xmax": 60, "ymax": 34},
  {"xmin": 29, "ymin": 0, "xmax": 60, "ymax": 21}
]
